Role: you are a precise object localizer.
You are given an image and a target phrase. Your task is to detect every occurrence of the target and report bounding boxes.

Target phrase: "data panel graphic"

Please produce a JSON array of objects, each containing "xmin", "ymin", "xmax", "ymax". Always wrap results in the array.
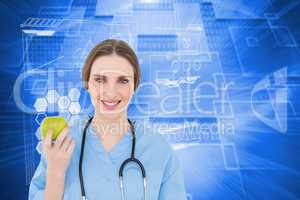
[{"xmin": 1, "ymin": 0, "xmax": 300, "ymax": 199}]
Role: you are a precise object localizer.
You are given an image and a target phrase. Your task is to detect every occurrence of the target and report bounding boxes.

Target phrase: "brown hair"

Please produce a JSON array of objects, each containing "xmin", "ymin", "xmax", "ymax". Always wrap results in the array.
[{"xmin": 82, "ymin": 39, "xmax": 141, "ymax": 91}]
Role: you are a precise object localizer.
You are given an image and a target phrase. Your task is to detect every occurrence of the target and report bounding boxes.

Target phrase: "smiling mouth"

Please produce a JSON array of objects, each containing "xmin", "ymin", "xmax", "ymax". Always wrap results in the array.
[{"xmin": 101, "ymin": 100, "xmax": 121, "ymax": 110}]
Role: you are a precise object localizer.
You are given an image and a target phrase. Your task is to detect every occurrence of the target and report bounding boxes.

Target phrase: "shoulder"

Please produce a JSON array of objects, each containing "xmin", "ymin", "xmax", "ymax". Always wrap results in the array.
[{"xmin": 134, "ymin": 118, "xmax": 175, "ymax": 161}]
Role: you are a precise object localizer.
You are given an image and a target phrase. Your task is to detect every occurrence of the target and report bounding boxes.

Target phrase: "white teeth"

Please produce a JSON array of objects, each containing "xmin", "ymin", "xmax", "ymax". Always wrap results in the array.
[{"xmin": 102, "ymin": 101, "xmax": 120, "ymax": 106}]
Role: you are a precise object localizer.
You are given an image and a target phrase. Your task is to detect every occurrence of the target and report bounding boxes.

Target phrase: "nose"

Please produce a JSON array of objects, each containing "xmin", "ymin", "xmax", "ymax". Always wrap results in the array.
[{"xmin": 101, "ymin": 80, "xmax": 118, "ymax": 98}]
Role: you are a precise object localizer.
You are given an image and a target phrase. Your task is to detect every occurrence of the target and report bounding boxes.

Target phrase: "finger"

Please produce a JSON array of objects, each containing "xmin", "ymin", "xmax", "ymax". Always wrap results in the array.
[
  {"xmin": 66, "ymin": 139, "xmax": 75, "ymax": 155},
  {"xmin": 43, "ymin": 128, "xmax": 53, "ymax": 149},
  {"xmin": 61, "ymin": 135, "xmax": 72, "ymax": 152},
  {"xmin": 54, "ymin": 126, "xmax": 69, "ymax": 149}
]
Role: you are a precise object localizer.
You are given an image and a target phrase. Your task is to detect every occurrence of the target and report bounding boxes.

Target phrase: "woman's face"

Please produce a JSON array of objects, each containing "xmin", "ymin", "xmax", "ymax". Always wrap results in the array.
[{"xmin": 87, "ymin": 53, "xmax": 135, "ymax": 120}]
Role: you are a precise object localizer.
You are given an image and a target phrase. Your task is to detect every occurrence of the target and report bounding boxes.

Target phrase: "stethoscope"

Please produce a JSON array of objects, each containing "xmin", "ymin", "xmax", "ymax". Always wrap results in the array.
[{"xmin": 79, "ymin": 117, "xmax": 147, "ymax": 200}]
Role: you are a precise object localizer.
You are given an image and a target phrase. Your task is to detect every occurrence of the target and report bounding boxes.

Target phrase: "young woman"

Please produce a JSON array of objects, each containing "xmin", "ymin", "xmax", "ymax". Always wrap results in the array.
[{"xmin": 28, "ymin": 39, "xmax": 187, "ymax": 200}]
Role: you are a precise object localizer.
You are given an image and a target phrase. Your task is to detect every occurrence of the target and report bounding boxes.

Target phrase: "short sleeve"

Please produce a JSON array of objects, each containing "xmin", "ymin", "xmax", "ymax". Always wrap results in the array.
[
  {"xmin": 28, "ymin": 152, "xmax": 47, "ymax": 200},
  {"xmin": 158, "ymin": 148, "xmax": 187, "ymax": 200}
]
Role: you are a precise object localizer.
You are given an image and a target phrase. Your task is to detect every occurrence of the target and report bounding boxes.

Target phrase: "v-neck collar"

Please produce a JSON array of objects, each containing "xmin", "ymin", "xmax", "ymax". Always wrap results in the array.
[{"xmin": 86, "ymin": 123, "xmax": 132, "ymax": 162}]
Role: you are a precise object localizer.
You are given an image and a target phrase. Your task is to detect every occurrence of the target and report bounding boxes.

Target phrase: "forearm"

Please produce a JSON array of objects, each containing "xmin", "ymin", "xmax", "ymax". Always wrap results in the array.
[{"xmin": 44, "ymin": 169, "xmax": 66, "ymax": 200}]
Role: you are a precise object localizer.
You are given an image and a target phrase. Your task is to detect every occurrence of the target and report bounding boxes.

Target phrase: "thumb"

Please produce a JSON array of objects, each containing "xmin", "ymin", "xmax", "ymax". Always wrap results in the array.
[{"xmin": 44, "ymin": 128, "xmax": 53, "ymax": 148}]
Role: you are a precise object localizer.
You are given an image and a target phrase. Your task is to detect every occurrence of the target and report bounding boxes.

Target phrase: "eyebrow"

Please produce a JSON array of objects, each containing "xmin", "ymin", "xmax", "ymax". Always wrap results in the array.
[{"xmin": 92, "ymin": 74, "xmax": 133, "ymax": 78}]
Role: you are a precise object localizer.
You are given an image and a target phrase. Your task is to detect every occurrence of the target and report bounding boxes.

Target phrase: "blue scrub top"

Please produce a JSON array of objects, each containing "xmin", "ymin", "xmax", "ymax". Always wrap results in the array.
[{"xmin": 28, "ymin": 116, "xmax": 187, "ymax": 200}]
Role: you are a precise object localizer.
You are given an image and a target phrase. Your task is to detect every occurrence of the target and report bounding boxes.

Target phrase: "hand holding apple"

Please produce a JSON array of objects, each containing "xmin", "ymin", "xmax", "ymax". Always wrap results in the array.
[{"xmin": 41, "ymin": 116, "xmax": 75, "ymax": 175}]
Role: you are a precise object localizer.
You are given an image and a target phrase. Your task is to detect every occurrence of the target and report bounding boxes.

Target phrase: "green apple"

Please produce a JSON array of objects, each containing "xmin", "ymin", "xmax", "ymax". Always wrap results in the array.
[{"xmin": 40, "ymin": 116, "xmax": 68, "ymax": 140}]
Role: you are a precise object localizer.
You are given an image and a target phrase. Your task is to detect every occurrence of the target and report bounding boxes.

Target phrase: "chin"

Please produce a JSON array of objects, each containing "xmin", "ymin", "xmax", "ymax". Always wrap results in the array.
[{"xmin": 95, "ymin": 103, "xmax": 128, "ymax": 118}]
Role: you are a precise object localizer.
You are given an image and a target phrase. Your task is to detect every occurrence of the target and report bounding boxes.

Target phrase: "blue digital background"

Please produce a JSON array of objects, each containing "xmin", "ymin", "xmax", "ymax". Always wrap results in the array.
[{"xmin": 1, "ymin": 0, "xmax": 300, "ymax": 199}]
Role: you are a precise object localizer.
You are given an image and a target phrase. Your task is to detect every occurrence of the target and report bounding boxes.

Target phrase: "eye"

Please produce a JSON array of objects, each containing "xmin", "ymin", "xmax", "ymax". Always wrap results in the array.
[
  {"xmin": 95, "ymin": 78, "xmax": 105, "ymax": 83},
  {"xmin": 119, "ymin": 79, "xmax": 129, "ymax": 84}
]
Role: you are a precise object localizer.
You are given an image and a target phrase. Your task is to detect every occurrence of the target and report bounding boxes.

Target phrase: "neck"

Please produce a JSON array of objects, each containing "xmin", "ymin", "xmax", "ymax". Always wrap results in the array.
[{"xmin": 92, "ymin": 113, "xmax": 130, "ymax": 138}]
